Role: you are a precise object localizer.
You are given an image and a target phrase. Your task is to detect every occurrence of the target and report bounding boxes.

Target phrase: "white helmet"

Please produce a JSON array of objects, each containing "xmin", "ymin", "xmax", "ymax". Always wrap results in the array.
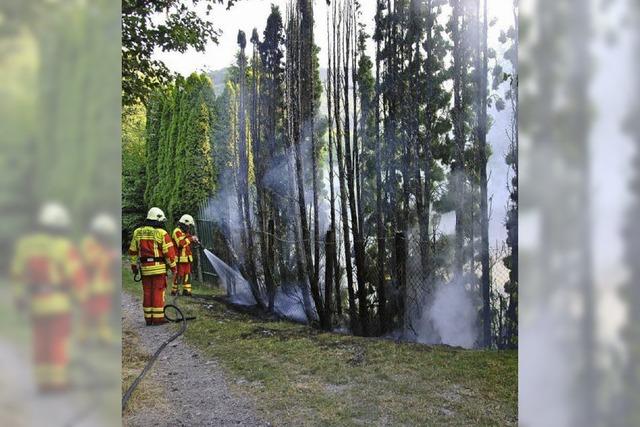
[
  {"xmin": 38, "ymin": 202, "xmax": 70, "ymax": 228},
  {"xmin": 178, "ymin": 214, "xmax": 195, "ymax": 226},
  {"xmin": 91, "ymin": 213, "xmax": 117, "ymax": 235},
  {"xmin": 146, "ymin": 207, "xmax": 167, "ymax": 222}
]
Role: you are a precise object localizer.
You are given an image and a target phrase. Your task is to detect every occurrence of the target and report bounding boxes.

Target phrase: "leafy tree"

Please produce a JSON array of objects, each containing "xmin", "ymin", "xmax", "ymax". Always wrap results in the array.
[
  {"xmin": 122, "ymin": 0, "xmax": 240, "ymax": 106},
  {"xmin": 25, "ymin": 0, "xmax": 121, "ymax": 219}
]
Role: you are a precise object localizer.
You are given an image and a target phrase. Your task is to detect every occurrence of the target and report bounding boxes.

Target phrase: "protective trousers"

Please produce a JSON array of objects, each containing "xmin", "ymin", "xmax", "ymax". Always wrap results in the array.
[
  {"xmin": 172, "ymin": 262, "xmax": 192, "ymax": 296},
  {"xmin": 142, "ymin": 274, "xmax": 167, "ymax": 325},
  {"xmin": 33, "ymin": 313, "xmax": 71, "ymax": 392},
  {"xmin": 80, "ymin": 294, "xmax": 113, "ymax": 343}
]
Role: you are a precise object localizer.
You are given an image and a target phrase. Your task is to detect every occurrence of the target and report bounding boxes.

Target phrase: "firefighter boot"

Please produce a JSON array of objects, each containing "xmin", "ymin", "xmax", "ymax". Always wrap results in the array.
[
  {"xmin": 171, "ymin": 273, "xmax": 181, "ymax": 296},
  {"xmin": 182, "ymin": 272, "xmax": 192, "ymax": 296}
]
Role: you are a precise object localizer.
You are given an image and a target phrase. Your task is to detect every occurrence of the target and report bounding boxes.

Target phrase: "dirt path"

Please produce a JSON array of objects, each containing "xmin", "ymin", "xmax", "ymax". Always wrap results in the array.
[
  {"xmin": 0, "ymin": 341, "xmax": 109, "ymax": 426},
  {"xmin": 122, "ymin": 292, "xmax": 266, "ymax": 427}
]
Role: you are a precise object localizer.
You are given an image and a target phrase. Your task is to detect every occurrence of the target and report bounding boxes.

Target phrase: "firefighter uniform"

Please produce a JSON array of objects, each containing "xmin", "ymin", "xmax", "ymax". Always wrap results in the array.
[
  {"xmin": 128, "ymin": 207, "xmax": 176, "ymax": 325},
  {"xmin": 80, "ymin": 214, "xmax": 118, "ymax": 344},
  {"xmin": 10, "ymin": 203, "xmax": 87, "ymax": 392},
  {"xmin": 171, "ymin": 214, "xmax": 198, "ymax": 296}
]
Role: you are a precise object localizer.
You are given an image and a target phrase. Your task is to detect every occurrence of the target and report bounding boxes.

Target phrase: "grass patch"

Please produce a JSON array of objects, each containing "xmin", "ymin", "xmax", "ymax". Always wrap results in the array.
[
  {"xmin": 0, "ymin": 281, "xmax": 31, "ymax": 344},
  {"xmin": 122, "ymin": 263, "xmax": 517, "ymax": 426}
]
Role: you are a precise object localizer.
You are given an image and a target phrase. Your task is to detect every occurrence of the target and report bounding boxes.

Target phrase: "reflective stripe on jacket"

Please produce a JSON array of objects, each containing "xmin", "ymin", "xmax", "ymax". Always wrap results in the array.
[
  {"xmin": 82, "ymin": 236, "xmax": 117, "ymax": 295},
  {"xmin": 172, "ymin": 227, "xmax": 193, "ymax": 263},
  {"xmin": 128, "ymin": 226, "xmax": 176, "ymax": 276},
  {"xmin": 10, "ymin": 233, "xmax": 87, "ymax": 315}
]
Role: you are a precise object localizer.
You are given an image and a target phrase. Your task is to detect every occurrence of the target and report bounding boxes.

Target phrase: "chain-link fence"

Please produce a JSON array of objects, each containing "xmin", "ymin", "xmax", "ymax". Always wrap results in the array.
[{"xmin": 194, "ymin": 218, "xmax": 219, "ymax": 285}]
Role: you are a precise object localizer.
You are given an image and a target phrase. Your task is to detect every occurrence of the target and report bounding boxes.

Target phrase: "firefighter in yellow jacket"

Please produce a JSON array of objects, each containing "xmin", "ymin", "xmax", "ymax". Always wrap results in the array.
[
  {"xmin": 80, "ymin": 214, "xmax": 118, "ymax": 344},
  {"xmin": 171, "ymin": 214, "xmax": 199, "ymax": 296},
  {"xmin": 11, "ymin": 202, "xmax": 87, "ymax": 392},
  {"xmin": 128, "ymin": 207, "xmax": 176, "ymax": 325}
]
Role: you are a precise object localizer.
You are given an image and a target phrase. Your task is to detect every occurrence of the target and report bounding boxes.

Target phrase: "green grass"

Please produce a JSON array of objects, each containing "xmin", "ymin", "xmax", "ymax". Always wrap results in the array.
[
  {"xmin": 0, "ymin": 282, "xmax": 31, "ymax": 343},
  {"xmin": 122, "ymin": 264, "xmax": 517, "ymax": 426}
]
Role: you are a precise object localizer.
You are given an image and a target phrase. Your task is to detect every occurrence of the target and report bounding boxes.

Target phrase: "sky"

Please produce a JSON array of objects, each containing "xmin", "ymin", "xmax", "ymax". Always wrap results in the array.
[
  {"xmin": 155, "ymin": 0, "xmax": 516, "ymax": 75},
  {"xmin": 153, "ymin": 0, "xmax": 517, "ymax": 245},
  {"xmin": 154, "ymin": 1, "xmax": 376, "ymax": 74}
]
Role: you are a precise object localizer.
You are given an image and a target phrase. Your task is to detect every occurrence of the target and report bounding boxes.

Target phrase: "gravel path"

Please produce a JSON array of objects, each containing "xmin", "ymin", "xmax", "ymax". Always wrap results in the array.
[
  {"xmin": 0, "ymin": 340, "xmax": 112, "ymax": 427},
  {"xmin": 122, "ymin": 292, "xmax": 266, "ymax": 427}
]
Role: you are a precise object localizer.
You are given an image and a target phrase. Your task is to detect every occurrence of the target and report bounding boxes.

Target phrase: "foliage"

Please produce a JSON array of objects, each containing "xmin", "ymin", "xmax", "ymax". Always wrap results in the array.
[
  {"xmin": 214, "ymin": 80, "xmax": 238, "ymax": 182},
  {"xmin": 126, "ymin": 0, "xmax": 517, "ymax": 348},
  {"xmin": 122, "ymin": 0, "xmax": 240, "ymax": 106},
  {"xmin": 170, "ymin": 76, "xmax": 216, "ymax": 220},
  {"xmin": 122, "ymin": 104, "xmax": 148, "ymax": 244},
  {"xmin": 2, "ymin": 0, "xmax": 121, "ymax": 224},
  {"xmin": 143, "ymin": 73, "xmax": 216, "ymax": 226},
  {"xmin": 495, "ymin": 1, "xmax": 518, "ymax": 349}
]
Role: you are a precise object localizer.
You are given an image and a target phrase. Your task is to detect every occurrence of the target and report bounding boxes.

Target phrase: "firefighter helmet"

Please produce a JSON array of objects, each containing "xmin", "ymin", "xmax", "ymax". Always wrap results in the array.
[
  {"xmin": 146, "ymin": 207, "xmax": 166, "ymax": 222},
  {"xmin": 178, "ymin": 214, "xmax": 195, "ymax": 226},
  {"xmin": 91, "ymin": 213, "xmax": 117, "ymax": 235},
  {"xmin": 38, "ymin": 202, "xmax": 70, "ymax": 228}
]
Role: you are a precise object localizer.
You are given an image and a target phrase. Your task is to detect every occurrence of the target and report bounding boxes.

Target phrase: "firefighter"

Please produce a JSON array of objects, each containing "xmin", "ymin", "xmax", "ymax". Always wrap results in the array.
[
  {"xmin": 128, "ymin": 207, "xmax": 176, "ymax": 325},
  {"xmin": 10, "ymin": 202, "xmax": 87, "ymax": 392},
  {"xmin": 171, "ymin": 214, "xmax": 200, "ymax": 296},
  {"xmin": 79, "ymin": 213, "xmax": 118, "ymax": 344}
]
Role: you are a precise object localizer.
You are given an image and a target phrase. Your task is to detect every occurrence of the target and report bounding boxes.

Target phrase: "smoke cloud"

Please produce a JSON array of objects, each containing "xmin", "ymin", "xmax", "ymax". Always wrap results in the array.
[{"xmin": 416, "ymin": 279, "xmax": 479, "ymax": 349}]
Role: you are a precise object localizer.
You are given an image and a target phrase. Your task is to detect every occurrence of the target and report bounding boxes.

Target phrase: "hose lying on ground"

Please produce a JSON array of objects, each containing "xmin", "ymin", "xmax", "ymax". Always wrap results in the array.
[
  {"xmin": 164, "ymin": 302, "xmax": 197, "ymax": 323},
  {"xmin": 121, "ymin": 301, "xmax": 196, "ymax": 412}
]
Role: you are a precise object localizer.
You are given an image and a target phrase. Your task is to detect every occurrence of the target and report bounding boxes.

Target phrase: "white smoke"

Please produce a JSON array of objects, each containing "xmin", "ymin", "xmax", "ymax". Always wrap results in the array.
[
  {"xmin": 273, "ymin": 285, "xmax": 314, "ymax": 323},
  {"xmin": 419, "ymin": 279, "xmax": 478, "ymax": 349},
  {"xmin": 520, "ymin": 304, "xmax": 572, "ymax": 426},
  {"xmin": 201, "ymin": 170, "xmax": 243, "ymax": 244},
  {"xmin": 261, "ymin": 150, "xmax": 293, "ymax": 198}
]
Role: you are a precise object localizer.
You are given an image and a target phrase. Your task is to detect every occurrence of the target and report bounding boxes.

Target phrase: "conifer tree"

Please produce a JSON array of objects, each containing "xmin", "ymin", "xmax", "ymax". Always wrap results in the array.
[
  {"xmin": 501, "ymin": 0, "xmax": 518, "ymax": 350},
  {"xmin": 169, "ymin": 74, "xmax": 215, "ymax": 220},
  {"xmin": 122, "ymin": 104, "xmax": 148, "ymax": 242},
  {"xmin": 143, "ymin": 74, "xmax": 215, "ymax": 227}
]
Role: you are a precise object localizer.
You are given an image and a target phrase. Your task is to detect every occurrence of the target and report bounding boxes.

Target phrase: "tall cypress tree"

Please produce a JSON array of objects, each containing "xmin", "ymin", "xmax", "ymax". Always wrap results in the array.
[
  {"xmin": 144, "ymin": 73, "xmax": 215, "ymax": 226},
  {"xmin": 169, "ymin": 74, "xmax": 215, "ymax": 220},
  {"xmin": 501, "ymin": 0, "xmax": 518, "ymax": 350},
  {"xmin": 450, "ymin": 0, "xmax": 467, "ymax": 285},
  {"xmin": 123, "ymin": 104, "xmax": 147, "ymax": 242},
  {"xmin": 236, "ymin": 31, "xmax": 264, "ymax": 308},
  {"xmin": 476, "ymin": 0, "xmax": 491, "ymax": 348},
  {"xmin": 144, "ymin": 91, "xmax": 164, "ymax": 207}
]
